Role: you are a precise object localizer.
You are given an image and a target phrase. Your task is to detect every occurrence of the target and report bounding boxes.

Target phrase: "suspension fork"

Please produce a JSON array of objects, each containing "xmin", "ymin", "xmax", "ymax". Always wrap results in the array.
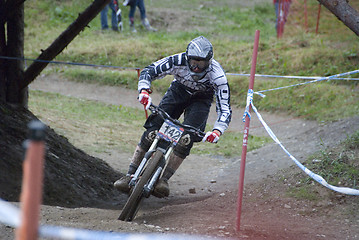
[
  {"xmin": 143, "ymin": 144, "xmax": 175, "ymax": 196},
  {"xmin": 130, "ymin": 138, "xmax": 159, "ymax": 186}
]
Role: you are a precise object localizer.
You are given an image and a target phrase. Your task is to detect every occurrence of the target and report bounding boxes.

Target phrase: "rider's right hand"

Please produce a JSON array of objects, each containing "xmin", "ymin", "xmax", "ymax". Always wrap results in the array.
[{"xmin": 138, "ymin": 89, "xmax": 152, "ymax": 110}]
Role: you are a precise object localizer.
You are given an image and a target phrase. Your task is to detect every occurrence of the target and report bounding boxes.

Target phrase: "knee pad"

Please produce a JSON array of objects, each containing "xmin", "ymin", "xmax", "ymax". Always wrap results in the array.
[
  {"xmin": 139, "ymin": 129, "xmax": 158, "ymax": 150},
  {"xmin": 173, "ymin": 133, "xmax": 193, "ymax": 158}
]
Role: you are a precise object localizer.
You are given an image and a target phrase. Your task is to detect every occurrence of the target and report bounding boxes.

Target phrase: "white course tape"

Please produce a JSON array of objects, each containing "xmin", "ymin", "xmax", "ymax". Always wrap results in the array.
[
  {"xmin": 249, "ymin": 102, "xmax": 359, "ymax": 195},
  {"xmin": 226, "ymin": 72, "xmax": 359, "ymax": 81},
  {"xmin": 254, "ymin": 69, "xmax": 359, "ymax": 97},
  {"xmin": 242, "ymin": 89, "xmax": 254, "ymax": 122},
  {"xmin": 0, "ymin": 199, "xmax": 21, "ymax": 228},
  {"xmin": 39, "ymin": 226, "xmax": 214, "ymax": 240},
  {"xmin": 0, "ymin": 198, "xmax": 215, "ymax": 240}
]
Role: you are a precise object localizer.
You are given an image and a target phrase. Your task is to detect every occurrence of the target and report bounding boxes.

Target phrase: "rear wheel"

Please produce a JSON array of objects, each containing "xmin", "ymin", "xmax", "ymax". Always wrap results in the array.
[{"xmin": 118, "ymin": 150, "xmax": 164, "ymax": 221}]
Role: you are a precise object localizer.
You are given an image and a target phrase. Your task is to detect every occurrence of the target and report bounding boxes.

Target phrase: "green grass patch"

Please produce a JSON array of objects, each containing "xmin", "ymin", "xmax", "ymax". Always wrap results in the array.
[
  {"xmin": 304, "ymin": 131, "xmax": 359, "ymax": 188},
  {"xmin": 29, "ymin": 90, "xmax": 145, "ymax": 154},
  {"xmin": 285, "ymin": 131, "xmax": 359, "ymax": 200},
  {"xmin": 24, "ymin": 0, "xmax": 359, "ymax": 123},
  {"xmin": 192, "ymin": 131, "xmax": 272, "ymax": 157},
  {"xmin": 61, "ymin": 68, "xmax": 139, "ymax": 89},
  {"xmin": 286, "ymin": 184, "xmax": 320, "ymax": 201}
]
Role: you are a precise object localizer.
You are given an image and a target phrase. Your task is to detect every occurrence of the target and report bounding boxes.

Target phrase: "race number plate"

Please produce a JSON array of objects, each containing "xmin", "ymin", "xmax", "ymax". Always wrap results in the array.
[{"xmin": 158, "ymin": 120, "xmax": 184, "ymax": 145}]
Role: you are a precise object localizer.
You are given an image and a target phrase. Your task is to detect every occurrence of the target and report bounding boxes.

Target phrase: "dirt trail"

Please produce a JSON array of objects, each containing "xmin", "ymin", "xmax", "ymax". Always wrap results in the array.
[
  {"xmin": 22, "ymin": 75, "xmax": 359, "ymax": 239},
  {"xmin": 29, "ymin": 75, "xmax": 359, "ymax": 185}
]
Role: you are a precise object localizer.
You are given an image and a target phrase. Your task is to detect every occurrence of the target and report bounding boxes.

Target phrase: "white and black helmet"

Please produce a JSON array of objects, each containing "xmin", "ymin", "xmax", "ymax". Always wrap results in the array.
[{"xmin": 186, "ymin": 36, "xmax": 213, "ymax": 81}]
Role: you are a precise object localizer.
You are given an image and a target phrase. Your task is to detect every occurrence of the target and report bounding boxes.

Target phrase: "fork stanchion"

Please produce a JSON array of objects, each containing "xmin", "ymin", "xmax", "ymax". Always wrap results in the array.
[
  {"xmin": 16, "ymin": 121, "xmax": 46, "ymax": 240},
  {"xmin": 236, "ymin": 30, "xmax": 260, "ymax": 232}
]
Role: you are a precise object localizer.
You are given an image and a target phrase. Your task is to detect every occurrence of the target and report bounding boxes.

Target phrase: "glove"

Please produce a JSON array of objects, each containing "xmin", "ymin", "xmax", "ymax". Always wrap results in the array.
[
  {"xmin": 202, "ymin": 130, "xmax": 221, "ymax": 143},
  {"xmin": 138, "ymin": 90, "xmax": 151, "ymax": 110}
]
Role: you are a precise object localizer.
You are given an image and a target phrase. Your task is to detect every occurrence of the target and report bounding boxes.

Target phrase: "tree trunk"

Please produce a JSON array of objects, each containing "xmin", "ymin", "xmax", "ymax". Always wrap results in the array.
[
  {"xmin": 0, "ymin": 0, "xmax": 110, "ymax": 106},
  {"xmin": 4, "ymin": 1, "xmax": 27, "ymax": 106},
  {"xmin": 21, "ymin": 0, "xmax": 111, "ymax": 90},
  {"xmin": 318, "ymin": 0, "xmax": 359, "ymax": 37},
  {"xmin": 0, "ymin": 0, "xmax": 7, "ymax": 102}
]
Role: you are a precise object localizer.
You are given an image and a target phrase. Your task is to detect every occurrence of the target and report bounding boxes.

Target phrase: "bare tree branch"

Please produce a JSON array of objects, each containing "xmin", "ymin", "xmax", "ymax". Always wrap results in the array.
[
  {"xmin": 5, "ymin": 1, "xmax": 25, "ymax": 104},
  {"xmin": 21, "ymin": 0, "xmax": 111, "ymax": 90},
  {"xmin": 1, "ymin": 0, "xmax": 26, "ymax": 23},
  {"xmin": 0, "ymin": 0, "xmax": 6, "ymax": 101},
  {"xmin": 317, "ymin": 0, "xmax": 359, "ymax": 36}
]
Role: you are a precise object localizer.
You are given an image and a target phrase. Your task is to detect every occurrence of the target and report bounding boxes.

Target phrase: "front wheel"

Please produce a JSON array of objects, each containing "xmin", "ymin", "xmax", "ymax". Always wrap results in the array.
[{"xmin": 118, "ymin": 150, "xmax": 164, "ymax": 221}]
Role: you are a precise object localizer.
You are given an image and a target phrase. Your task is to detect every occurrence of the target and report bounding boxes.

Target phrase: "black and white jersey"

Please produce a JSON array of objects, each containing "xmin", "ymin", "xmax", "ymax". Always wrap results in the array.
[{"xmin": 138, "ymin": 52, "xmax": 232, "ymax": 133}]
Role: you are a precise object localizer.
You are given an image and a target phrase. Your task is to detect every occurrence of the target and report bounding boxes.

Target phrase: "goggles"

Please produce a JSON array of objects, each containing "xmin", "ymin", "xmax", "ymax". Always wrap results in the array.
[{"xmin": 188, "ymin": 58, "xmax": 209, "ymax": 73}]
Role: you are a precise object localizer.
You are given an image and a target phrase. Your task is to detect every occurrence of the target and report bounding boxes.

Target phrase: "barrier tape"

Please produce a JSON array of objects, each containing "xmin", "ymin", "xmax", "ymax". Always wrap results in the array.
[
  {"xmin": 1, "ymin": 55, "xmax": 359, "ymax": 81},
  {"xmin": 0, "ymin": 198, "xmax": 20, "ymax": 228},
  {"xmin": 242, "ymin": 89, "xmax": 253, "ymax": 122},
  {"xmin": 226, "ymin": 72, "xmax": 359, "ymax": 81},
  {"xmin": 0, "ymin": 199, "xmax": 216, "ymax": 240},
  {"xmin": 254, "ymin": 69, "xmax": 359, "ymax": 97},
  {"xmin": 243, "ymin": 92, "xmax": 359, "ymax": 195}
]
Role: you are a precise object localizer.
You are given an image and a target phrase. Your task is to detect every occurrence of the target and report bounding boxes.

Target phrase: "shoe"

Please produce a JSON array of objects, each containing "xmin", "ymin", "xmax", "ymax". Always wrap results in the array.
[
  {"xmin": 118, "ymin": 21, "xmax": 123, "ymax": 31},
  {"xmin": 130, "ymin": 23, "xmax": 137, "ymax": 33},
  {"xmin": 114, "ymin": 175, "xmax": 132, "ymax": 193},
  {"xmin": 152, "ymin": 179, "xmax": 169, "ymax": 198},
  {"xmin": 141, "ymin": 18, "xmax": 157, "ymax": 32}
]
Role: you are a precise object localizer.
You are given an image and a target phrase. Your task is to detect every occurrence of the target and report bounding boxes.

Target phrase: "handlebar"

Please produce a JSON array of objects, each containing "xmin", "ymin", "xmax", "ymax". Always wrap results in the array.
[{"xmin": 148, "ymin": 104, "xmax": 205, "ymax": 139}]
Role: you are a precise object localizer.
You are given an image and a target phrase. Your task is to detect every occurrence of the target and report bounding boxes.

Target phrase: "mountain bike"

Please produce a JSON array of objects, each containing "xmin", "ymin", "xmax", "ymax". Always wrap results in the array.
[{"xmin": 118, "ymin": 104, "xmax": 205, "ymax": 221}]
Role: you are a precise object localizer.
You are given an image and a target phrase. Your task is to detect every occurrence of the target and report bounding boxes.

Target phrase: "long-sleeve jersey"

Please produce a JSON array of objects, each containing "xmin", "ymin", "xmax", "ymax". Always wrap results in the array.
[{"xmin": 138, "ymin": 52, "xmax": 232, "ymax": 134}]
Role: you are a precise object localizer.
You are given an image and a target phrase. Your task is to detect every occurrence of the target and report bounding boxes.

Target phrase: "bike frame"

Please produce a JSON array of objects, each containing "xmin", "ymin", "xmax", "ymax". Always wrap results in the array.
[
  {"xmin": 118, "ymin": 104, "xmax": 204, "ymax": 221},
  {"xmin": 130, "ymin": 134, "xmax": 176, "ymax": 196}
]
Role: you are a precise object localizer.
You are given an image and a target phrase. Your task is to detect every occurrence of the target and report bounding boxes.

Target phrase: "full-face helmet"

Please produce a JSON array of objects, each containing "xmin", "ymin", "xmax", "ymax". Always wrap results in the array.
[{"xmin": 186, "ymin": 36, "xmax": 213, "ymax": 81}]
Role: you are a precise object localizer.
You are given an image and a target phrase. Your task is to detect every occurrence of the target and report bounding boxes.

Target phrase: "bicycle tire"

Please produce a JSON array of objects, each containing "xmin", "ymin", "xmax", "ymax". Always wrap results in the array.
[{"xmin": 118, "ymin": 150, "xmax": 164, "ymax": 221}]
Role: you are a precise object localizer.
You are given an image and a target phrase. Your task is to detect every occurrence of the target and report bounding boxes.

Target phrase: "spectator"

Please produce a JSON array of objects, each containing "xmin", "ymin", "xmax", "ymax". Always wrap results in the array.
[
  {"xmin": 101, "ymin": 1, "xmax": 119, "ymax": 31},
  {"xmin": 274, "ymin": 0, "xmax": 292, "ymax": 36},
  {"xmin": 124, "ymin": 0, "xmax": 157, "ymax": 32}
]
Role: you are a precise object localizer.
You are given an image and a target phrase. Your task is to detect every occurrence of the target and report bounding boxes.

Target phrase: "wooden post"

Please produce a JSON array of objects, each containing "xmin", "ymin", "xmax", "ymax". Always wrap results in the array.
[
  {"xmin": 304, "ymin": 0, "xmax": 308, "ymax": 31},
  {"xmin": 236, "ymin": 30, "xmax": 260, "ymax": 232},
  {"xmin": 16, "ymin": 121, "xmax": 46, "ymax": 240},
  {"xmin": 316, "ymin": 4, "xmax": 322, "ymax": 34}
]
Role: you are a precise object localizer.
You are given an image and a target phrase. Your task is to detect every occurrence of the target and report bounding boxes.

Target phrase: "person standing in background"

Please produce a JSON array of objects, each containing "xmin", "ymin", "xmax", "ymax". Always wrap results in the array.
[
  {"xmin": 274, "ymin": 0, "xmax": 292, "ymax": 37},
  {"xmin": 124, "ymin": 0, "xmax": 157, "ymax": 33},
  {"xmin": 101, "ymin": 0, "xmax": 120, "ymax": 31}
]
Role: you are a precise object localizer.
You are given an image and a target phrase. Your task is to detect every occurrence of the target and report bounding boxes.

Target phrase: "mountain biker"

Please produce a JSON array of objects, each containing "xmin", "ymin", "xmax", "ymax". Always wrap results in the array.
[{"xmin": 114, "ymin": 36, "xmax": 232, "ymax": 198}]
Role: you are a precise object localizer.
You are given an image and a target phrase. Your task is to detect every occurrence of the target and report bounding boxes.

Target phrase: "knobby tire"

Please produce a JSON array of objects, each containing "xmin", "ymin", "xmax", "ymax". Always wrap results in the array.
[{"xmin": 118, "ymin": 150, "xmax": 164, "ymax": 221}]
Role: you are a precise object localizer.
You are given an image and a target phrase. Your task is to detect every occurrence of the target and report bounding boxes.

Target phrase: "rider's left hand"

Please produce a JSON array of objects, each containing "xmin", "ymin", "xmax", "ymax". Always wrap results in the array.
[{"xmin": 202, "ymin": 130, "xmax": 221, "ymax": 143}]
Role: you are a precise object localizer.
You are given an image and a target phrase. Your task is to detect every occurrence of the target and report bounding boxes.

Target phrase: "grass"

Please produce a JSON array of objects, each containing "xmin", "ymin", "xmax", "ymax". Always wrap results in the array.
[
  {"xmin": 192, "ymin": 130, "xmax": 271, "ymax": 157},
  {"xmin": 29, "ymin": 90, "xmax": 270, "ymax": 157},
  {"xmin": 287, "ymin": 184, "xmax": 320, "ymax": 201},
  {"xmin": 304, "ymin": 131, "xmax": 359, "ymax": 188},
  {"xmin": 29, "ymin": 90, "xmax": 145, "ymax": 153},
  {"xmin": 24, "ymin": 0, "xmax": 358, "ymax": 189},
  {"xmin": 24, "ymin": 0, "xmax": 358, "ymax": 122},
  {"xmin": 285, "ymin": 131, "xmax": 359, "ymax": 200}
]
